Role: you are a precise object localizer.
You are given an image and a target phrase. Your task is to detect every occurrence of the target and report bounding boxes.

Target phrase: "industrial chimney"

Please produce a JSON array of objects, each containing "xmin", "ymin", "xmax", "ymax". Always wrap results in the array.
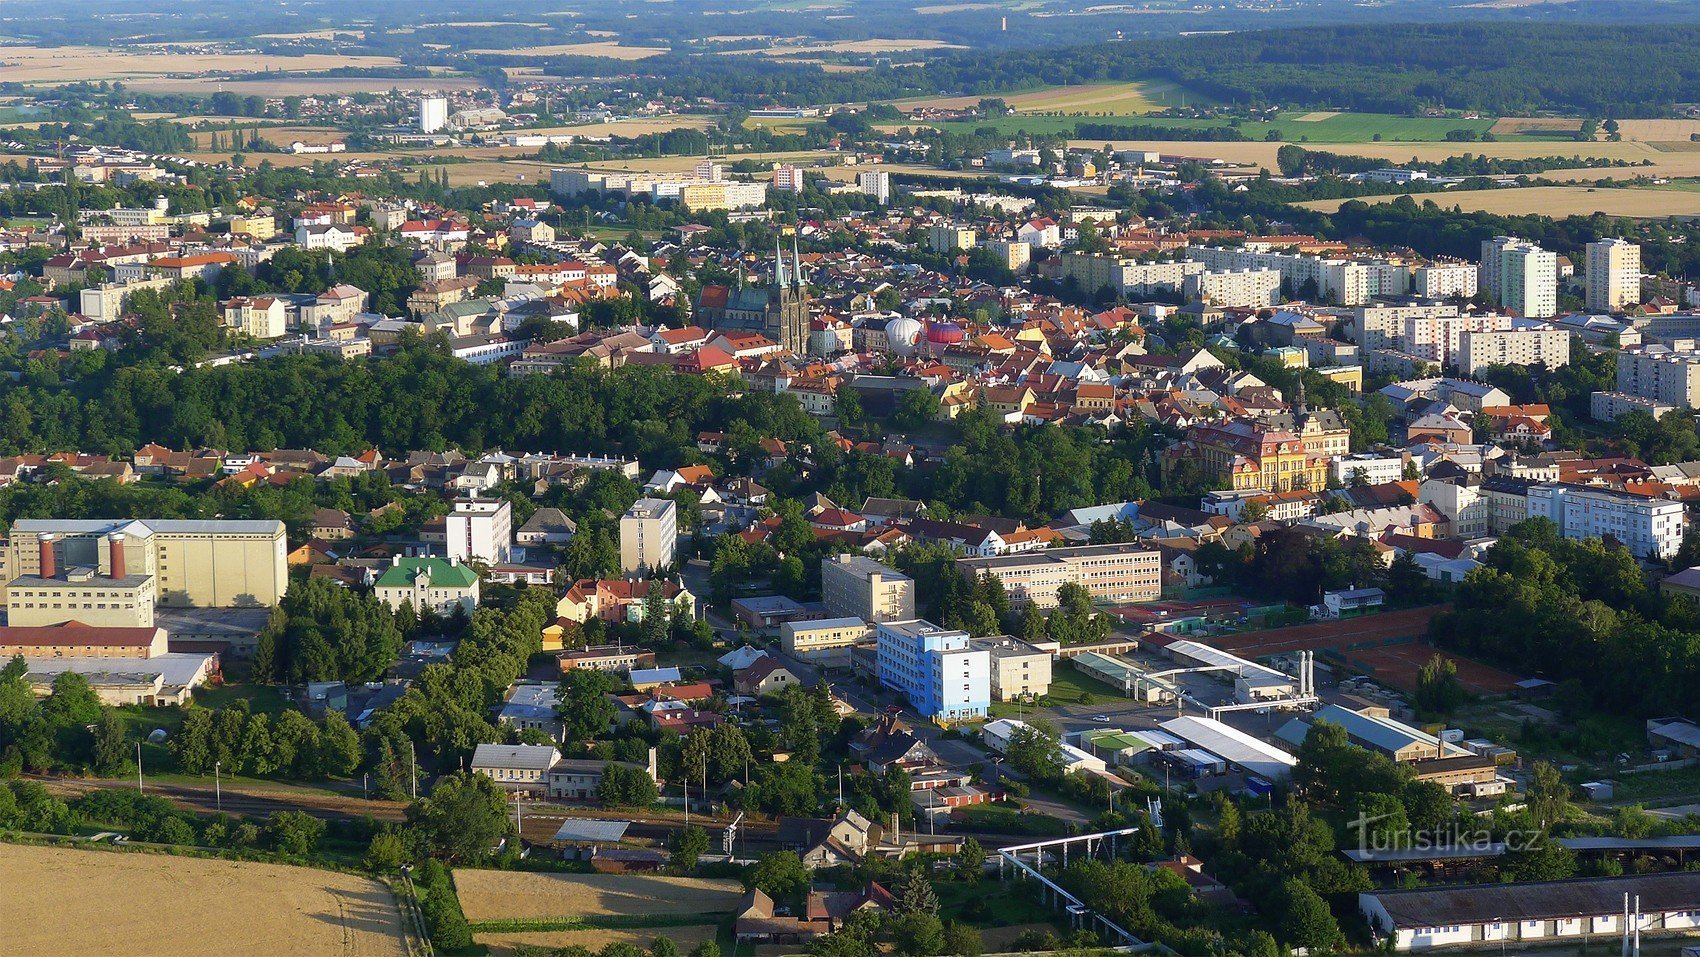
[
  {"xmin": 37, "ymin": 533, "xmax": 56, "ymax": 579},
  {"xmin": 108, "ymin": 532, "xmax": 126, "ymax": 578}
]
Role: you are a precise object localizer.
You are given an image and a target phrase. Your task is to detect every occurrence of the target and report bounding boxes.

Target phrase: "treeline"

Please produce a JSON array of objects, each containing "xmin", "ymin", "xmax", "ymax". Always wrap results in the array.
[
  {"xmin": 1431, "ymin": 518, "xmax": 1700, "ymax": 718},
  {"xmin": 540, "ymin": 22, "xmax": 1700, "ymax": 116},
  {"xmin": 1275, "ymin": 144, "xmax": 1640, "ymax": 179},
  {"xmin": 0, "ymin": 339, "xmax": 799, "ymax": 459},
  {"xmin": 1074, "ymin": 122, "xmax": 1249, "ymax": 142}
]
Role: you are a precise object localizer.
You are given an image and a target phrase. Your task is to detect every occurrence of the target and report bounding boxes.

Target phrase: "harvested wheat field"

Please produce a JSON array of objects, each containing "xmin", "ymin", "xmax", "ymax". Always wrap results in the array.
[
  {"xmin": 479, "ymin": 925, "xmax": 721, "ymax": 956},
  {"xmin": 1488, "ymin": 117, "xmax": 1582, "ymax": 137},
  {"xmin": 0, "ymin": 45, "xmax": 403, "ymax": 85},
  {"xmin": 1295, "ymin": 185, "xmax": 1700, "ymax": 219},
  {"xmin": 470, "ymin": 41, "xmax": 668, "ymax": 59},
  {"xmin": 0, "ymin": 842, "xmax": 408, "ymax": 957},
  {"xmin": 455, "ymin": 870, "xmax": 745, "ymax": 922}
]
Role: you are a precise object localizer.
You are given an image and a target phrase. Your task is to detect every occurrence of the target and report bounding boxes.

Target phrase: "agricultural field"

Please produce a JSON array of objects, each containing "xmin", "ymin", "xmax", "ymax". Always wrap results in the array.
[
  {"xmin": 932, "ymin": 110, "xmax": 1496, "ymax": 143},
  {"xmin": 454, "ymin": 870, "xmax": 745, "ymax": 923},
  {"xmin": 758, "ymin": 38, "xmax": 966, "ymax": 57},
  {"xmin": 890, "ymin": 79, "xmax": 1182, "ymax": 115},
  {"xmin": 1294, "ymin": 185, "xmax": 1700, "ymax": 220},
  {"xmin": 0, "ymin": 842, "xmax": 409, "ymax": 957},
  {"xmin": 466, "ymin": 42, "xmax": 669, "ymax": 59},
  {"xmin": 0, "ymin": 45, "xmax": 405, "ymax": 86}
]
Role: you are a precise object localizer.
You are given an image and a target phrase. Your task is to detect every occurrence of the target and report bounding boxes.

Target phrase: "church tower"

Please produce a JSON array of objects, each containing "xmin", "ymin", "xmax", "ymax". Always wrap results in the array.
[{"xmin": 767, "ymin": 228, "xmax": 809, "ymax": 354}]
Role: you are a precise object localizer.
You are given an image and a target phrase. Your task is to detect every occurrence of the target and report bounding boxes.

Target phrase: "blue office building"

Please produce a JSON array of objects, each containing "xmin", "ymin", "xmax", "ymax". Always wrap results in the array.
[{"xmin": 875, "ymin": 619, "xmax": 990, "ymax": 722}]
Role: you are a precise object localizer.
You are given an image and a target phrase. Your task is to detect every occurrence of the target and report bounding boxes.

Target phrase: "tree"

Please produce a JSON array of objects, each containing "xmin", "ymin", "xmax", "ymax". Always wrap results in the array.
[
  {"xmin": 890, "ymin": 913, "xmax": 946, "ymax": 957},
  {"xmin": 264, "ymin": 810, "xmax": 327, "ymax": 855},
  {"xmin": 1004, "ymin": 721, "xmax": 1064, "ymax": 784},
  {"xmin": 405, "ymin": 772, "xmax": 514, "ymax": 863},
  {"xmin": 1501, "ymin": 833, "xmax": 1577, "ymax": 882},
  {"xmin": 172, "ymin": 708, "xmax": 215, "ymax": 774},
  {"xmin": 598, "ymin": 763, "xmax": 659, "ymax": 806},
  {"xmin": 953, "ymin": 837, "xmax": 986, "ymax": 882},
  {"xmin": 941, "ymin": 923, "xmax": 983, "ymax": 957},
  {"xmin": 318, "ymin": 711, "xmax": 362, "ymax": 778},
  {"xmin": 672, "ymin": 824, "xmax": 710, "ymax": 868},
  {"xmin": 894, "ymin": 867, "xmax": 940, "ymax": 916},
  {"xmin": 1414, "ymin": 655, "xmax": 1466, "ymax": 714},
  {"xmin": 1274, "ymin": 878, "xmax": 1342, "ymax": 951},
  {"xmin": 747, "ymin": 851, "xmax": 811, "ymax": 908},
  {"xmin": 558, "ymin": 669, "xmax": 618, "ymax": 743},
  {"xmin": 1525, "ymin": 761, "xmax": 1570, "ymax": 829},
  {"xmin": 91, "ymin": 711, "xmax": 128, "ymax": 776},
  {"xmin": 364, "ymin": 830, "xmax": 409, "ymax": 871}
]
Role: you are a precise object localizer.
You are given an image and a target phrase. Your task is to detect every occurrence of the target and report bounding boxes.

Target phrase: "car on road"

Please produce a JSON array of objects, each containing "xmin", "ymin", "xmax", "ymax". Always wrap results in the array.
[{"xmin": 1093, "ymin": 714, "xmax": 1111, "ymax": 723}]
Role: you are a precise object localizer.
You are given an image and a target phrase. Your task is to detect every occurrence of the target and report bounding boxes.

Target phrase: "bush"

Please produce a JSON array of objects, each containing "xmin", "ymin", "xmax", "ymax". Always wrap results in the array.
[{"xmin": 414, "ymin": 859, "xmax": 473, "ymax": 951}]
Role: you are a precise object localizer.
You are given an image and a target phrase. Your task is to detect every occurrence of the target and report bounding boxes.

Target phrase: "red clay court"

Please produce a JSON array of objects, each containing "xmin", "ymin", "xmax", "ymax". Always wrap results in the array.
[{"xmin": 1202, "ymin": 606, "xmax": 1522, "ymax": 695}]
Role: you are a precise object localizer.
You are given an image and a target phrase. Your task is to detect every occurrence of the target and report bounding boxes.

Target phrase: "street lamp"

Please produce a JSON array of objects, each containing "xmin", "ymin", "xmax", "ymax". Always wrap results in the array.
[{"xmin": 215, "ymin": 761, "xmax": 222, "ymax": 814}]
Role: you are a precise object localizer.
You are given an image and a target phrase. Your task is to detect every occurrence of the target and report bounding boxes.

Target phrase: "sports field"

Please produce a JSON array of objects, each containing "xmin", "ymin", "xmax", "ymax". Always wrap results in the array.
[
  {"xmin": 1205, "ymin": 606, "xmax": 1520, "ymax": 694},
  {"xmin": 1295, "ymin": 185, "xmax": 1700, "ymax": 219},
  {"xmin": 0, "ymin": 842, "xmax": 409, "ymax": 957}
]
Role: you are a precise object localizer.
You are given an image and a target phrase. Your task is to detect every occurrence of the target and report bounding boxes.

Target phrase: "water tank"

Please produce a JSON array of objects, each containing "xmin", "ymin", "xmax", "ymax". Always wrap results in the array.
[{"xmin": 884, "ymin": 316, "xmax": 922, "ymax": 355}]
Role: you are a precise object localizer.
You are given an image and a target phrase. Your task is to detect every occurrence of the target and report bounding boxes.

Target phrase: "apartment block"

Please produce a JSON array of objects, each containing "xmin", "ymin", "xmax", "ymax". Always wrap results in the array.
[
  {"xmin": 1455, "ymin": 327, "xmax": 1572, "ymax": 374},
  {"xmin": 1401, "ymin": 313, "xmax": 1509, "ymax": 366},
  {"xmin": 1480, "ymin": 237, "xmax": 1557, "ymax": 318},
  {"xmin": 619, "ymin": 498, "xmax": 677, "ymax": 576},
  {"xmin": 928, "ymin": 224, "xmax": 977, "ymax": 253},
  {"xmin": 984, "ymin": 239, "xmax": 1031, "ymax": 272},
  {"xmin": 1584, "ymin": 238, "xmax": 1641, "ymax": 313},
  {"xmin": 957, "ymin": 543, "xmax": 1161, "ymax": 609},
  {"xmin": 1354, "ymin": 303, "xmax": 1460, "ymax": 351},
  {"xmin": 1184, "ymin": 268, "xmax": 1282, "ymax": 307},
  {"xmin": 1526, "ymin": 482, "xmax": 1687, "ymax": 560},
  {"xmin": 1413, "ymin": 262, "xmax": 1478, "ymax": 301},
  {"xmin": 446, "ymin": 497, "xmax": 513, "ymax": 565},
  {"xmin": 821, "ymin": 554, "xmax": 915, "ymax": 623},
  {"xmin": 1613, "ymin": 343, "xmax": 1700, "ymax": 408},
  {"xmin": 874, "ymin": 620, "xmax": 990, "ymax": 722}
]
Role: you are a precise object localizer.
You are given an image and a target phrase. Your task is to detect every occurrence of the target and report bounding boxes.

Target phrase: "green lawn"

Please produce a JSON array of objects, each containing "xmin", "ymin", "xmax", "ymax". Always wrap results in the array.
[{"xmin": 193, "ymin": 682, "xmax": 291, "ymax": 716}]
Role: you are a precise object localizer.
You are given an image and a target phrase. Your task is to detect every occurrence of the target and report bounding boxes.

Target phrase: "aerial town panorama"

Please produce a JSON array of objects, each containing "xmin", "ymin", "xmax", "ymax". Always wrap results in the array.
[{"xmin": 3, "ymin": 1, "xmax": 1700, "ymax": 955}]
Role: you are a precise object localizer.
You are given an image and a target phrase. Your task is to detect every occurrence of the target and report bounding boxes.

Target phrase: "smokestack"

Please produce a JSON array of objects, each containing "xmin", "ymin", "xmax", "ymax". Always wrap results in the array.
[
  {"xmin": 108, "ymin": 532, "xmax": 126, "ymax": 579},
  {"xmin": 37, "ymin": 533, "xmax": 56, "ymax": 579}
]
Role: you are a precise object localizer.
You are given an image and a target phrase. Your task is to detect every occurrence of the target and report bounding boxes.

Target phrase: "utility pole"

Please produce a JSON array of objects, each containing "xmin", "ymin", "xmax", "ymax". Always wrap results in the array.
[
  {"xmin": 684, "ymin": 777, "xmax": 690, "ymax": 826},
  {"xmin": 215, "ymin": 761, "xmax": 222, "ymax": 814},
  {"xmin": 408, "ymin": 740, "xmax": 417, "ymax": 801},
  {"xmin": 135, "ymin": 742, "xmax": 142, "ymax": 794}
]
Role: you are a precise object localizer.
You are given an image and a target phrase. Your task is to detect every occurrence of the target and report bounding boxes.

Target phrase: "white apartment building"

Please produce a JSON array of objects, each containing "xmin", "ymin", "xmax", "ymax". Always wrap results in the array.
[
  {"xmin": 1413, "ymin": 262, "xmax": 1478, "ymax": 301},
  {"xmin": 1184, "ymin": 268, "xmax": 1282, "ymax": 307},
  {"xmin": 1332, "ymin": 452, "xmax": 1407, "ymax": 487},
  {"xmin": 445, "ymin": 497, "xmax": 513, "ymax": 565},
  {"xmin": 1480, "ymin": 237, "xmax": 1558, "ymax": 318},
  {"xmin": 857, "ymin": 170, "xmax": 891, "ymax": 204},
  {"xmin": 1584, "ymin": 238, "xmax": 1641, "ymax": 313},
  {"xmin": 418, "ymin": 96, "xmax": 449, "ymax": 134},
  {"xmin": 1614, "ymin": 343, "xmax": 1700, "ymax": 408},
  {"xmin": 1526, "ymin": 482, "xmax": 1687, "ymax": 560},
  {"xmin": 1401, "ymin": 313, "xmax": 1509, "ymax": 366},
  {"xmin": 1355, "ymin": 304, "xmax": 1460, "ymax": 351},
  {"xmin": 1185, "ymin": 245, "xmax": 1388, "ymax": 306},
  {"xmin": 821, "ymin": 554, "xmax": 915, "ymax": 623},
  {"xmin": 1455, "ymin": 327, "xmax": 1572, "ymax": 374},
  {"xmin": 619, "ymin": 498, "xmax": 678, "ymax": 575}
]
